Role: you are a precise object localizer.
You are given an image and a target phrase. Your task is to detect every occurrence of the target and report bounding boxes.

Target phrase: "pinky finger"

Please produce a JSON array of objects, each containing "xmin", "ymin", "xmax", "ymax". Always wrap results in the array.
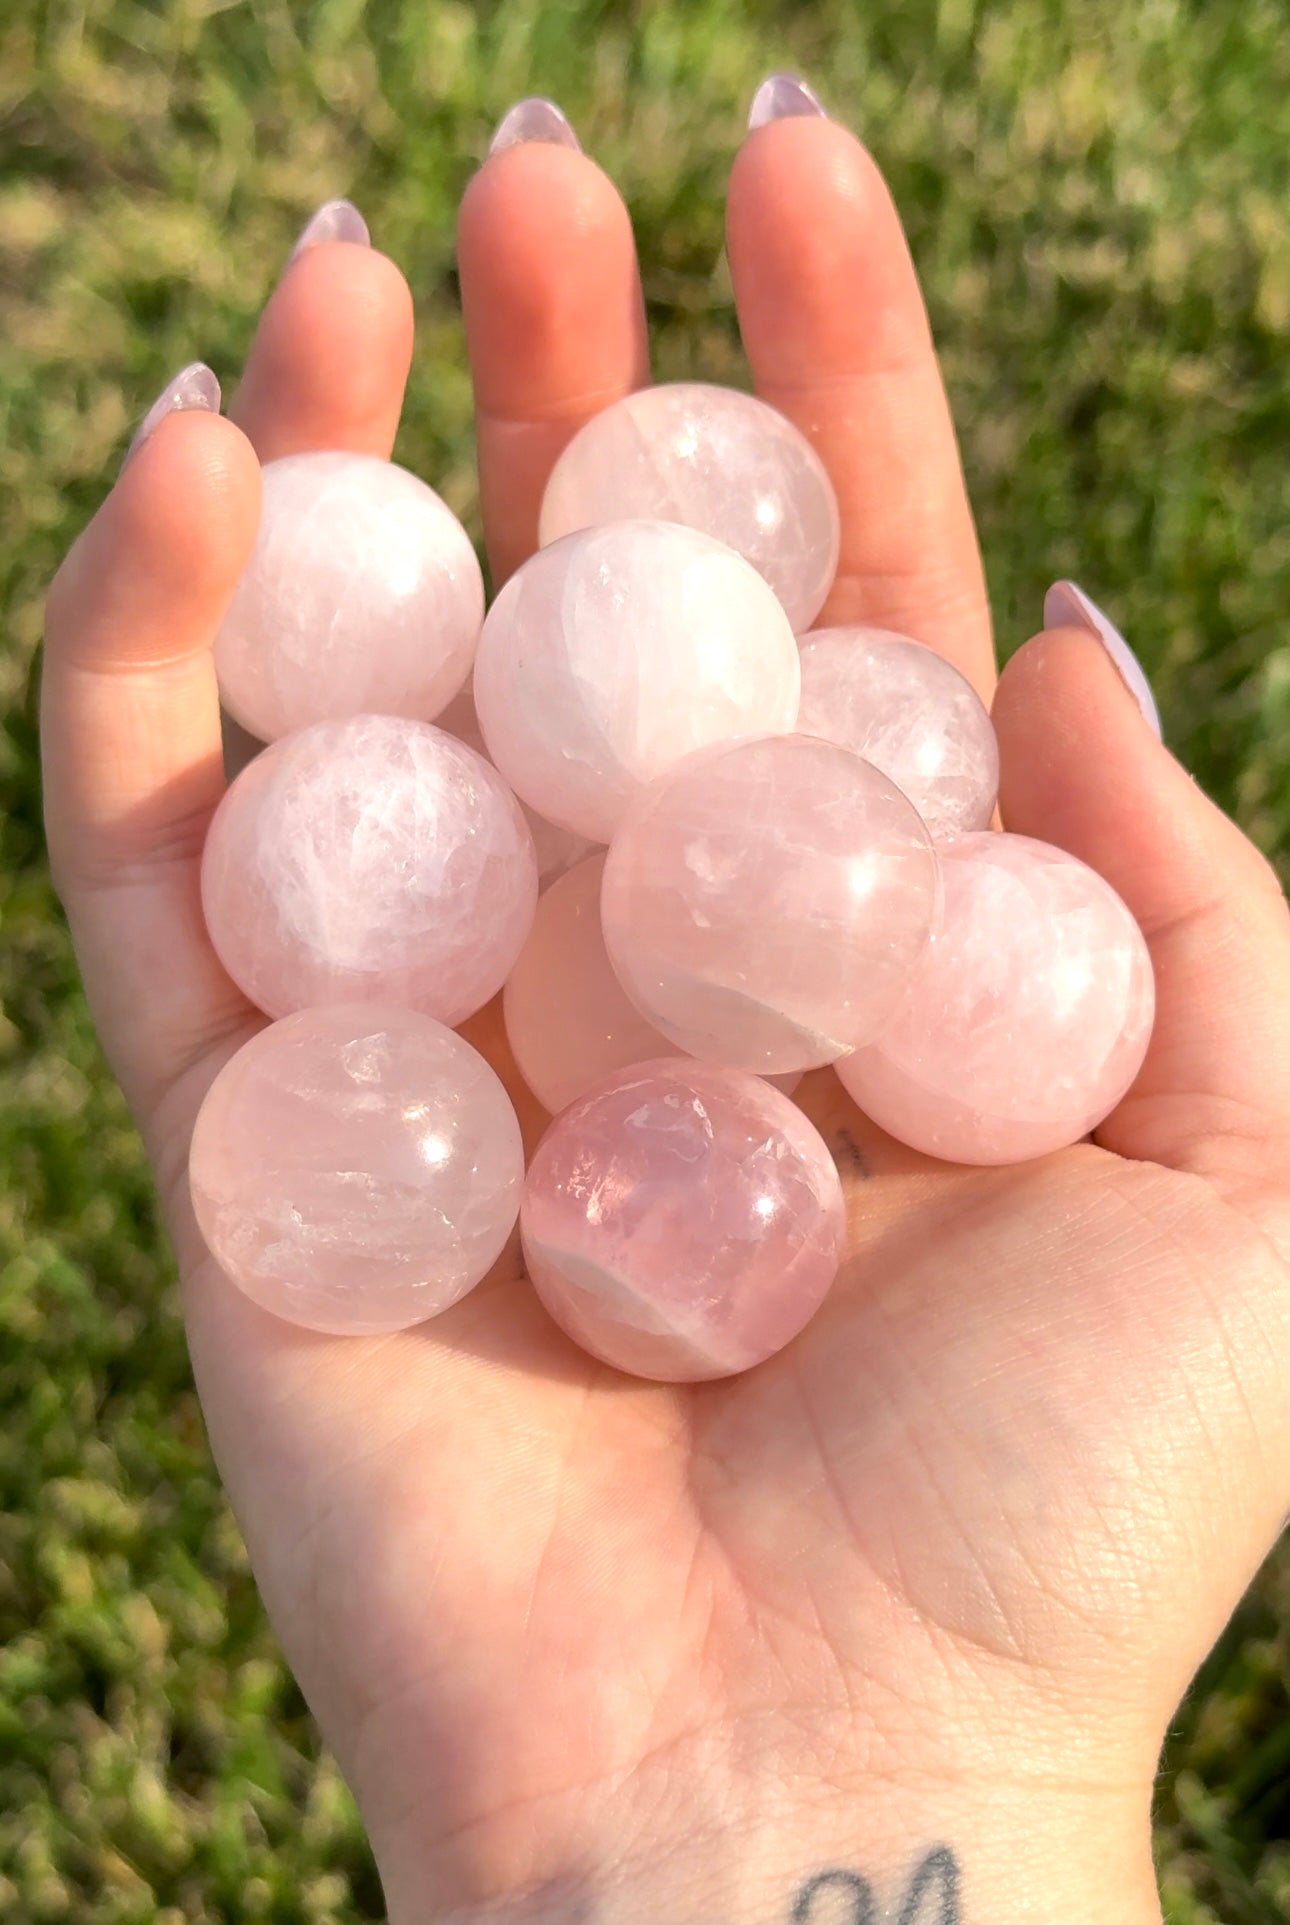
[{"xmin": 42, "ymin": 404, "xmax": 264, "ymax": 1171}]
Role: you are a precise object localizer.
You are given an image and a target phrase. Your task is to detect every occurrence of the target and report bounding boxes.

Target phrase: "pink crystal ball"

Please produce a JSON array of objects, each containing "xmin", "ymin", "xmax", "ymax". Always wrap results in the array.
[
  {"xmin": 190, "ymin": 1006, "xmax": 523, "ymax": 1333},
  {"xmin": 213, "ymin": 452, "xmax": 485, "ymax": 742},
  {"xmin": 501, "ymin": 851, "xmax": 803, "ymax": 1112},
  {"xmin": 601, "ymin": 733, "xmax": 941, "ymax": 1074},
  {"xmin": 537, "ymin": 383, "xmax": 841, "ymax": 631},
  {"xmin": 435, "ymin": 681, "xmax": 597, "ymax": 890},
  {"xmin": 836, "ymin": 832, "xmax": 1155, "ymax": 1164},
  {"xmin": 521, "ymin": 1059, "xmax": 846, "ymax": 1381},
  {"xmin": 473, "ymin": 520, "xmax": 801, "ymax": 841},
  {"xmin": 503, "ymin": 853, "xmax": 676, "ymax": 1113},
  {"xmin": 797, "ymin": 627, "xmax": 999, "ymax": 841},
  {"xmin": 201, "ymin": 714, "xmax": 537, "ymax": 1025}
]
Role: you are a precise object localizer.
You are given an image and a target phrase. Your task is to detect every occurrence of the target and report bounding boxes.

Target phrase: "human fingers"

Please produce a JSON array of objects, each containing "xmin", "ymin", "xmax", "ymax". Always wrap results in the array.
[
  {"xmin": 44, "ymin": 209, "xmax": 421, "ymax": 1159},
  {"xmin": 228, "ymin": 202, "xmax": 414, "ymax": 460},
  {"xmin": 458, "ymin": 110, "xmax": 650, "ymax": 585},
  {"xmin": 42, "ymin": 405, "xmax": 263, "ymax": 1151},
  {"xmin": 221, "ymin": 214, "xmax": 415, "ymax": 775},
  {"xmin": 727, "ymin": 91, "xmax": 992, "ymax": 695},
  {"xmin": 993, "ymin": 608, "xmax": 1290, "ymax": 1240}
]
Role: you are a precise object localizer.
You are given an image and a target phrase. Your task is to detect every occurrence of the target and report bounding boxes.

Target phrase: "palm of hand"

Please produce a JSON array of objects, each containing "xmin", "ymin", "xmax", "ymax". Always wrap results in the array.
[
  {"xmin": 173, "ymin": 1051, "xmax": 1284, "ymax": 1906},
  {"xmin": 43, "ymin": 119, "xmax": 1289, "ymax": 1920}
]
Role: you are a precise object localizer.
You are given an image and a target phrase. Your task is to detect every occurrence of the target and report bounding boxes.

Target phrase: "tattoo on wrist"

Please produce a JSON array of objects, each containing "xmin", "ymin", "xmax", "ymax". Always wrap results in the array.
[{"xmin": 790, "ymin": 1846, "xmax": 960, "ymax": 1923}]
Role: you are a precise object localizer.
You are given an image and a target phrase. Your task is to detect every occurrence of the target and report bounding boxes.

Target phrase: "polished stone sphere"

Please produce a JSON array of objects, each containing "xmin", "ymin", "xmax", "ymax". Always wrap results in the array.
[
  {"xmin": 504, "ymin": 853, "xmax": 801, "ymax": 1113},
  {"xmin": 190, "ymin": 1006, "xmax": 523, "ymax": 1333},
  {"xmin": 601, "ymin": 733, "xmax": 940, "ymax": 1074},
  {"xmin": 503, "ymin": 853, "xmax": 675, "ymax": 1113},
  {"xmin": 435, "ymin": 681, "xmax": 597, "ymax": 889},
  {"xmin": 473, "ymin": 520, "xmax": 801, "ymax": 841},
  {"xmin": 214, "ymin": 452, "xmax": 484, "ymax": 741},
  {"xmin": 538, "ymin": 383, "xmax": 840, "ymax": 631},
  {"xmin": 836, "ymin": 832, "xmax": 1155, "ymax": 1163},
  {"xmin": 201, "ymin": 714, "xmax": 536, "ymax": 1025},
  {"xmin": 797, "ymin": 627, "xmax": 998, "ymax": 840},
  {"xmin": 521, "ymin": 1058, "xmax": 846, "ymax": 1380}
]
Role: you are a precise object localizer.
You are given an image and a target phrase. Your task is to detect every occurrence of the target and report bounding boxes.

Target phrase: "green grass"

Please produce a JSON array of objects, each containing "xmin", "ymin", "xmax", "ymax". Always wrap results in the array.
[{"xmin": 1, "ymin": 0, "xmax": 1287, "ymax": 1917}]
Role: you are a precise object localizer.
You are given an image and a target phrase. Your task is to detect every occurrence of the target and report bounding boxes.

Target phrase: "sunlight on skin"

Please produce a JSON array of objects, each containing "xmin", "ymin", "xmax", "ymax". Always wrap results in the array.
[{"xmin": 40, "ymin": 110, "xmax": 1290, "ymax": 1925}]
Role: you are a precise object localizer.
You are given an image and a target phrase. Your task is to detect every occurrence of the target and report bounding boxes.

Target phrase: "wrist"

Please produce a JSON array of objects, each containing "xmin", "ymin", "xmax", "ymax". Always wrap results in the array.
[{"xmin": 380, "ymin": 1778, "xmax": 1162, "ymax": 1924}]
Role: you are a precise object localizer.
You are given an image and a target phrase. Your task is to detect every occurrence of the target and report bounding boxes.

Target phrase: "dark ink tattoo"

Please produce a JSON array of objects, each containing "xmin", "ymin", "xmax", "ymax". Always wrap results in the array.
[
  {"xmin": 791, "ymin": 1866, "xmax": 875, "ymax": 1922},
  {"xmin": 790, "ymin": 1847, "xmax": 960, "ymax": 1924},
  {"xmin": 832, "ymin": 1127, "xmax": 871, "ymax": 1179},
  {"xmin": 896, "ymin": 1846, "xmax": 960, "ymax": 1924}
]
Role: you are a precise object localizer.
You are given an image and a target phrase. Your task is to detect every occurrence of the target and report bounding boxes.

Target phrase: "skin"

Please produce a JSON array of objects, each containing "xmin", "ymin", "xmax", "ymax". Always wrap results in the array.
[{"xmin": 41, "ymin": 119, "xmax": 1290, "ymax": 1923}]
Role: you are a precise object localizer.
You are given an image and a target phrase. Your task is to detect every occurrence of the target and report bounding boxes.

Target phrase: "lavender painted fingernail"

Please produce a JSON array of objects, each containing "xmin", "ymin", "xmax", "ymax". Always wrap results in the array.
[
  {"xmin": 1044, "ymin": 580, "xmax": 1163, "ymax": 739},
  {"xmin": 289, "ymin": 198, "xmax": 370, "ymax": 263},
  {"xmin": 125, "ymin": 362, "xmax": 221, "ymax": 466},
  {"xmin": 748, "ymin": 72, "xmax": 828, "ymax": 130},
  {"xmin": 489, "ymin": 97, "xmax": 581, "ymax": 156}
]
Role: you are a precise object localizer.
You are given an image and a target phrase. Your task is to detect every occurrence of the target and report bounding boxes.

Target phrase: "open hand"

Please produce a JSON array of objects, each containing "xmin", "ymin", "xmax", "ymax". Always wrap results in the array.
[{"xmin": 42, "ymin": 107, "xmax": 1290, "ymax": 1924}]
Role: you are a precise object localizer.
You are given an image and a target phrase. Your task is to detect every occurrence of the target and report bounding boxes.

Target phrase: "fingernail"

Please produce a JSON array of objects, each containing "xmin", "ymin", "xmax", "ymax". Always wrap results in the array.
[
  {"xmin": 289, "ymin": 197, "xmax": 370, "ymax": 263},
  {"xmin": 125, "ymin": 362, "xmax": 221, "ymax": 466},
  {"xmin": 1044, "ymin": 580, "xmax": 1162, "ymax": 738},
  {"xmin": 748, "ymin": 72, "xmax": 828, "ymax": 130},
  {"xmin": 489, "ymin": 97, "xmax": 581, "ymax": 156}
]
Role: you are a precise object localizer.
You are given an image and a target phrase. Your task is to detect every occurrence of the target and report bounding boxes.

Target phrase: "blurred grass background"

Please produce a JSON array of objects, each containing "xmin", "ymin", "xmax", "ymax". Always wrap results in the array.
[{"xmin": 1, "ymin": 0, "xmax": 1288, "ymax": 1918}]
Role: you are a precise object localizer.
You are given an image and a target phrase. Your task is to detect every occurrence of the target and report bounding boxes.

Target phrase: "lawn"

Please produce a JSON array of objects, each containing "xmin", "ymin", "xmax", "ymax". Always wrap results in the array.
[{"xmin": 1, "ymin": 0, "xmax": 1288, "ymax": 1918}]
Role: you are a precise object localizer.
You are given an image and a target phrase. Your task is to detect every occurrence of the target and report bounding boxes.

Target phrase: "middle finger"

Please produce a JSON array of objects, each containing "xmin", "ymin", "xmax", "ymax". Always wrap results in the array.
[{"xmin": 458, "ymin": 118, "xmax": 651, "ymax": 587}]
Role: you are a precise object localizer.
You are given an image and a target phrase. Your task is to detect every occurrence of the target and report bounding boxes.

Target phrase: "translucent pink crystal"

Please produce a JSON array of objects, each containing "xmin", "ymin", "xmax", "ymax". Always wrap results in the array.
[
  {"xmin": 601, "ymin": 734, "xmax": 940, "ymax": 1074},
  {"xmin": 473, "ymin": 521, "xmax": 800, "ymax": 841},
  {"xmin": 201, "ymin": 715, "xmax": 536, "ymax": 1025},
  {"xmin": 503, "ymin": 853, "xmax": 673, "ymax": 1112},
  {"xmin": 213, "ymin": 452, "xmax": 484, "ymax": 741},
  {"xmin": 836, "ymin": 832, "xmax": 1155, "ymax": 1163},
  {"xmin": 797, "ymin": 627, "xmax": 999, "ymax": 840},
  {"xmin": 538, "ymin": 384, "xmax": 840, "ymax": 631},
  {"xmin": 521, "ymin": 1059, "xmax": 845, "ymax": 1380},
  {"xmin": 436, "ymin": 682, "xmax": 597, "ymax": 889},
  {"xmin": 501, "ymin": 852, "xmax": 800, "ymax": 1111},
  {"xmin": 190, "ymin": 1006, "xmax": 523, "ymax": 1333}
]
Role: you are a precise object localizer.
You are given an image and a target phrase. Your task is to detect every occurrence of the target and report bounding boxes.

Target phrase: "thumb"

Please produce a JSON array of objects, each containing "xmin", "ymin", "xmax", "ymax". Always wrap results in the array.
[{"xmin": 992, "ymin": 611, "xmax": 1290, "ymax": 1244}]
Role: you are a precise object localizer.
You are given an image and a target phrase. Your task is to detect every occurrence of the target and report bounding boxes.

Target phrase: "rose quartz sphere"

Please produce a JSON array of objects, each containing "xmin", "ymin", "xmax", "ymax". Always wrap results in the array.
[
  {"xmin": 837, "ymin": 832, "xmax": 1155, "ymax": 1163},
  {"xmin": 201, "ymin": 715, "xmax": 536, "ymax": 1024},
  {"xmin": 473, "ymin": 521, "xmax": 800, "ymax": 842},
  {"xmin": 797, "ymin": 627, "xmax": 999, "ymax": 841},
  {"xmin": 436, "ymin": 682, "xmax": 597, "ymax": 889},
  {"xmin": 503, "ymin": 853, "xmax": 799, "ymax": 1111},
  {"xmin": 190, "ymin": 1006, "xmax": 523, "ymax": 1333},
  {"xmin": 601, "ymin": 734, "xmax": 940, "ymax": 1075},
  {"xmin": 538, "ymin": 383, "xmax": 841, "ymax": 631},
  {"xmin": 213, "ymin": 452, "xmax": 484, "ymax": 741},
  {"xmin": 504, "ymin": 854, "xmax": 671, "ymax": 1112},
  {"xmin": 521, "ymin": 1059, "xmax": 846, "ymax": 1380}
]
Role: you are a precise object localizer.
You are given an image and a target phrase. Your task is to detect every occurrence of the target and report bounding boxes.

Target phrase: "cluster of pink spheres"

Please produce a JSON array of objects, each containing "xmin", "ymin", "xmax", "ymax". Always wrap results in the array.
[{"xmin": 189, "ymin": 382, "xmax": 1156, "ymax": 1379}]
